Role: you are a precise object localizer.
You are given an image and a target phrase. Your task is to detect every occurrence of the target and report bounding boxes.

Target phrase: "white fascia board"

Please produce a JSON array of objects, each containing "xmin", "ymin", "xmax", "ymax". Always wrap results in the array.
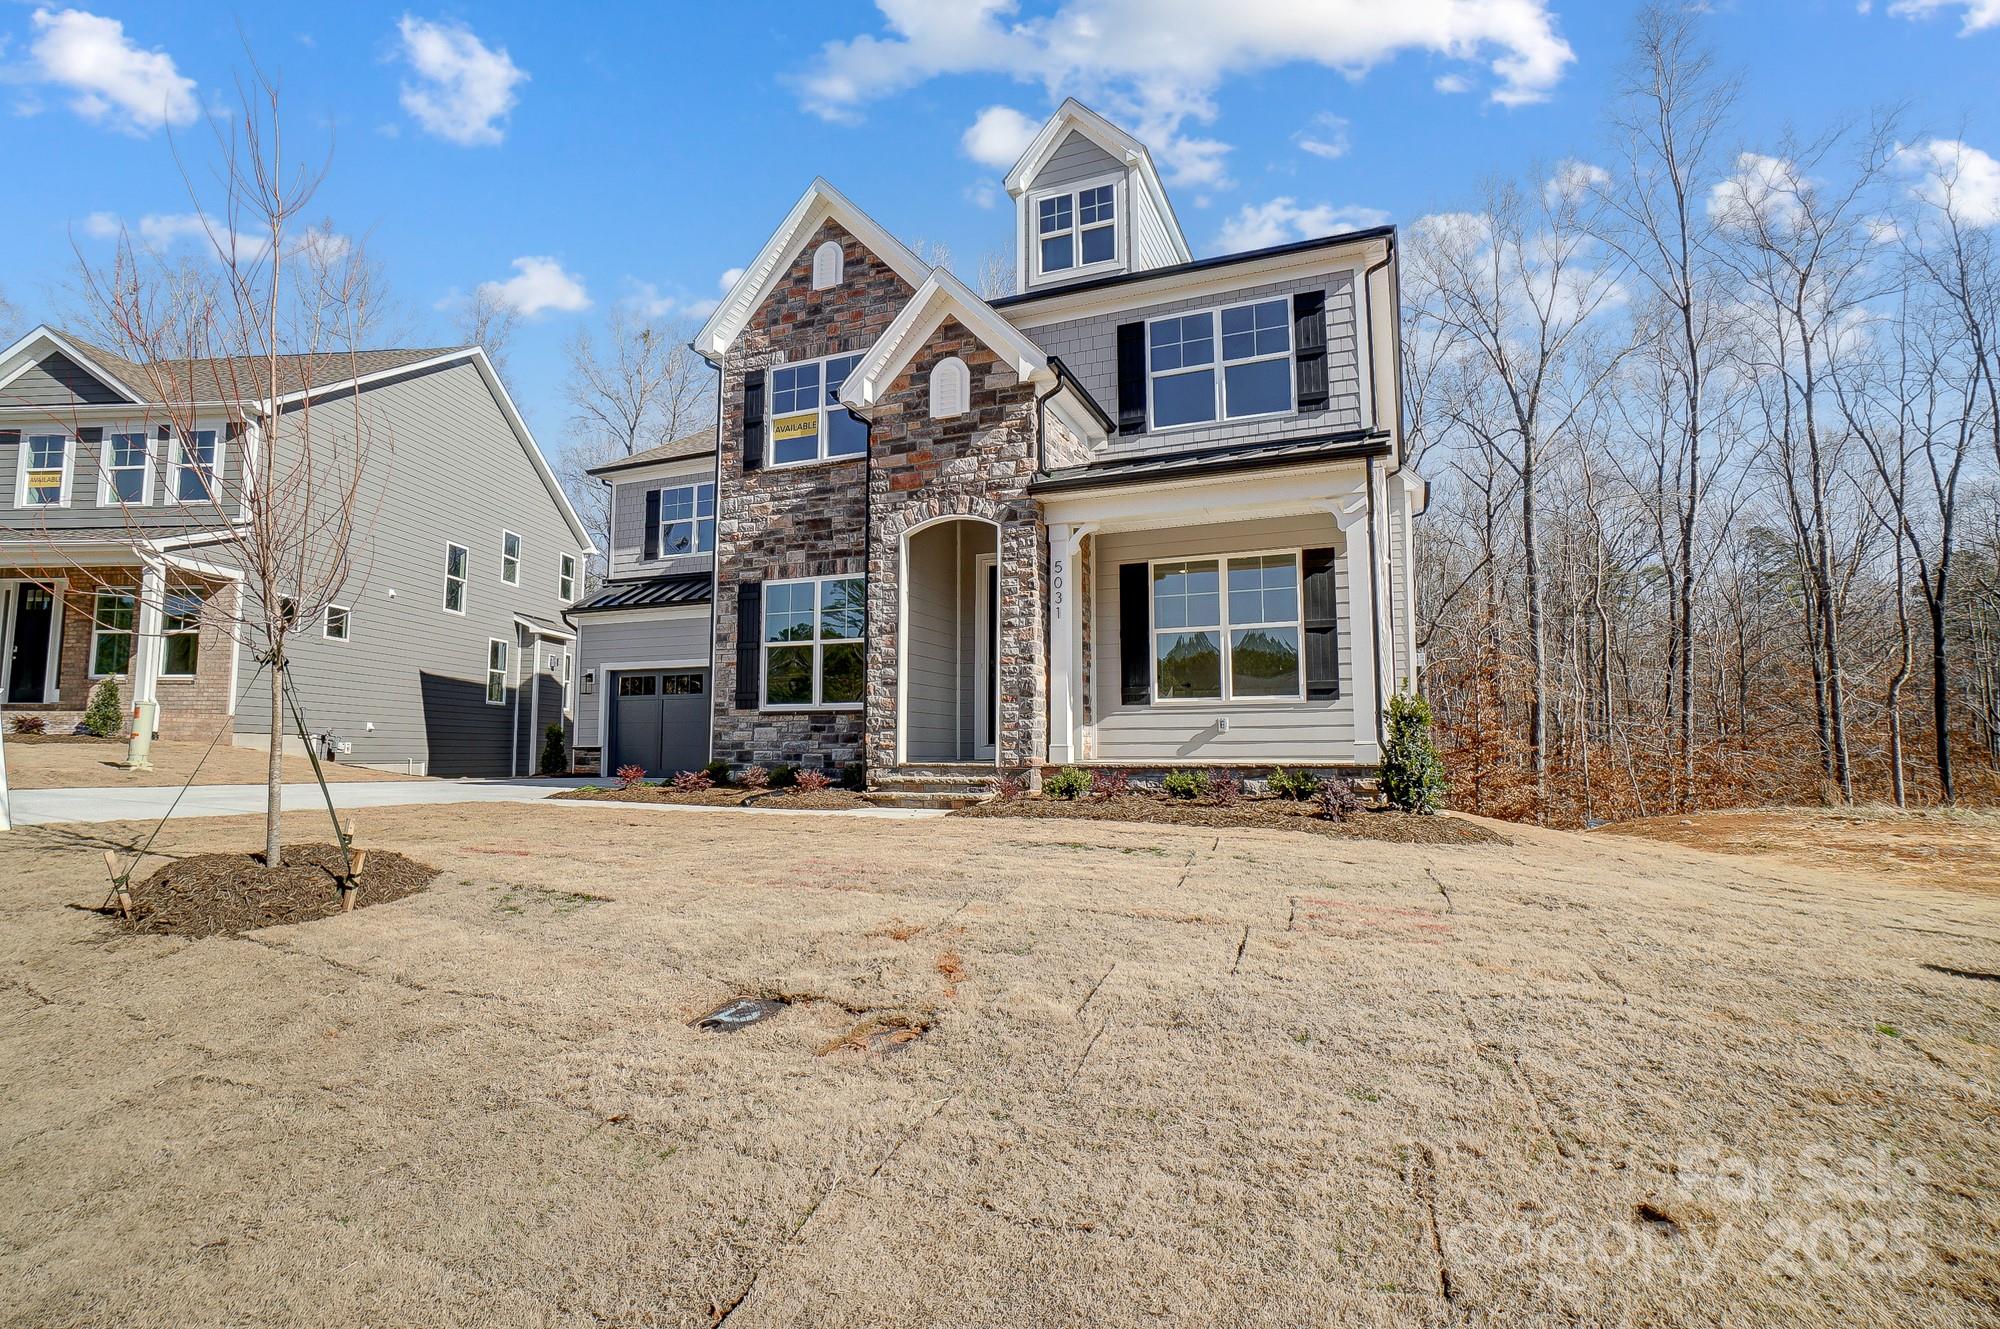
[
  {"xmin": 1046, "ymin": 391, "xmax": 1109, "ymax": 449},
  {"xmin": 1003, "ymin": 236, "xmax": 1390, "ymax": 330},
  {"xmin": 692, "ymin": 178, "xmax": 931, "ymax": 361},
  {"xmin": 838, "ymin": 269, "xmax": 1053, "ymax": 414},
  {"xmin": 514, "ymin": 613, "xmax": 578, "ymax": 642},
  {"xmin": 0, "ymin": 325, "xmax": 146, "ymax": 404},
  {"xmin": 598, "ymin": 456, "xmax": 714, "ymax": 488},
  {"xmin": 1036, "ymin": 460, "xmax": 1370, "ymax": 529}
]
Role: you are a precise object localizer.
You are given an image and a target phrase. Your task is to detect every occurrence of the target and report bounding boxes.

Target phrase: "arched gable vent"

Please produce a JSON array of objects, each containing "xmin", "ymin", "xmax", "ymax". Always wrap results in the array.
[
  {"xmin": 811, "ymin": 240, "xmax": 844, "ymax": 290},
  {"xmin": 929, "ymin": 356, "xmax": 971, "ymax": 419}
]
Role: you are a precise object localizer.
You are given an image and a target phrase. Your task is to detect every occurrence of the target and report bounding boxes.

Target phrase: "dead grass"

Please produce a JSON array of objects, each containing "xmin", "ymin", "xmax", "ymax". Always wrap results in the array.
[
  {"xmin": 1, "ymin": 803, "xmax": 1995, "ymax": 1327},
  {"xmin": 2, "ymin": 736, "xmax": 421, "ymax": 789},
  {"xmin": 1600, "ymin": 805, "xmax": 2000, "ymax": 897}
]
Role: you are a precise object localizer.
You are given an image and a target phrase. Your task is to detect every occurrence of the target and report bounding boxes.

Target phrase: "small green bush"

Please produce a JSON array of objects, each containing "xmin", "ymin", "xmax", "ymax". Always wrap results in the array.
[
  {"xmin": 701, "ymin": 758, "xmax": 733, "ymax": 785},
  {"xmin": 768, "ymin": 764, "xmax": 798, "ymax": 789},
  {"xmin": 538, "ymin": 724, "xmax": 567, "ymax": 775},
  {"xmin": 1162, "ymin": 768, "xmax": 1210, "ymax": 800},
  {"xmin": 1267, "ymin": 766, "xmax": 1321, "ymax": 801},
  {"xmin": 81, "ymin": 677, "xmax": 125, "ymax": 738},
  {"xmin": 1042, "ymin": 765, "xmax": 1093, "ymax": 800},
  {"xmin": 840, "ymin": 761, "xmax": 867, "ymax": 791},
  {"xmin": 1380, "ymin": 692, "xmax": 1448, "ymax": 815}
]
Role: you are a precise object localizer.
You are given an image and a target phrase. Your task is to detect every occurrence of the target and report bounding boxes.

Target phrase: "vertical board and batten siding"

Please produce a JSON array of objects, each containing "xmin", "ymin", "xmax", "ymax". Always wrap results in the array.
[
  {"xmin": 1023, "ymin": 269, "xmax": 1364, "ymax": 461},
  {"xmin": 572, "ymin": 609, "xmax": 712, "ymax": 749},
  {"xmin": 230, "ymin": 359, "xmax": 588, "ymax": 776},
  {"xmin": 902, "ymin": 523, "xmax": 962, "ymax": 761},
  {"xmin": 604, "ymin": 461, "xmax": 715, "ymax": 582},
  {"xmin": 1090, "ymin": 515, "xmax": 1357, "ymax": 763},
  {"xmin": 3, "ymin": 352, "xmax": 130, "ymax": 406}
]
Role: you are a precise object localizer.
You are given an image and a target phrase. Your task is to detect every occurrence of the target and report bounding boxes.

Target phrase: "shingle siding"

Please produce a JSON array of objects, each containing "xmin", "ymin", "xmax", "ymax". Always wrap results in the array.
[{"xmin": 605, "ymin": 463, "xmax": 715, "ymax": 583}]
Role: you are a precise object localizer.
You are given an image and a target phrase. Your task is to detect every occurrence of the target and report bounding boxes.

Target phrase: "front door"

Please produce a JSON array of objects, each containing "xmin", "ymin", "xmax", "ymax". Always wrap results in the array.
[
  {"xmin": 5, "ymin": 584, "xmax": 57, "ymax": 704},
  {"xmin": 609, "ymin": 669, "xmax": 710, "ymax": 776}
]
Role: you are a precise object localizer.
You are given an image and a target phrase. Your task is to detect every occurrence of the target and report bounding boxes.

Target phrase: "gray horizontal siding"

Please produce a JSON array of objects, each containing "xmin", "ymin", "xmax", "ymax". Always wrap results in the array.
[
  {"xmin": 1091, "ymin": 515, "xmax": 1358, "ymax": 764},
  {"xmin": 0, "ymin": 414, "xmax": 248, "ymax": 533},
  {"xmin": 904, "ymin": 524, "xmax": 961, "ymax": 760},
  {"xmin": 1026, "ymin": 269, "xmax": 1363, "ymax": 460},
  {"xmin": 573, "ymin": 608, "xmax": 713, "ymax": 749},
  {"xmin": 2, "ymin": 352, "xmax": 129, "ymax": 406},
  {"xmin": 1033, "ymin": 130, "xmax": 1122, "ymax": 191}
]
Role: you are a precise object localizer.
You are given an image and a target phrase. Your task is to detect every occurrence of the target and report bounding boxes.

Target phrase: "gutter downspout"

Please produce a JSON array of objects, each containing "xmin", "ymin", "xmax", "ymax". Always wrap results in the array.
[{"xmin": 707, "ymin": 361, "xmax": 724, "ymax": 771}]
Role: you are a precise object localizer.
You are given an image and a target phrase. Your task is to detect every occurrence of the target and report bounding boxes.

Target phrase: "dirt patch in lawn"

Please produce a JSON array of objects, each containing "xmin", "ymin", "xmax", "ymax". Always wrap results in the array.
[
  {"xmin": 106, "ymin": 843, "xmax": 438, "ymax": 938},
  {"xmin": 955, "ymin": 794, "xmax": 1509, "ymax": 845},
  {"xmin": 1599, "ymin": 805, "xmax": 2000, "ymax": 896}
]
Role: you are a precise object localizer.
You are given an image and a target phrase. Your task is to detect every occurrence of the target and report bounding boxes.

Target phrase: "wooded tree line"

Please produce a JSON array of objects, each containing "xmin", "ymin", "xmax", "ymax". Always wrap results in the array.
[{"xmin": 1404, "ymin": 5, "xmax": 2000, "ymax": 825}]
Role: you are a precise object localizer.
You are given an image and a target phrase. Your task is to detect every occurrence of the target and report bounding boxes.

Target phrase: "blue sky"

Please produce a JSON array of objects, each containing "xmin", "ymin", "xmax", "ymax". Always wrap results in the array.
[{"xmin": 3, "ymin": 1, "xmax": 1997, "ymax": 444}]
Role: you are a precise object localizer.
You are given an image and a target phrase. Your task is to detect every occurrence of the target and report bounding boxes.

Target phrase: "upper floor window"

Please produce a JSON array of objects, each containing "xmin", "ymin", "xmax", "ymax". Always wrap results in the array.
[
  {"xmin": 19, "ymin": 433, "xmax": 71, "ymax": 506},
  {"xmin": 1035, "ymin": 180, "xmax": 1117, "ymax": 278},
  {"xmin": 811, "ymin": 240, "xmax": 844, "ymax": 289},
  {"xmin": 171, "ymin": 428, "xmax": 220, "ymax": 503},
  {"xmin": 501, "ymin": 530, "xmax": 521, "ymax": 585},
  {"xmin": 559, "ymin": 553, "xmax": 577, "ymax": 601},
  {"xmin": 768, "ymin": 352, "xmax": 867, "ymax": 466},
  {"xmin": 762, "ymin": 575, "xmax": 864, "ymax": 709},
  {"xmin": 100, "ymin": 431, "xmax": 151, "ymax": 506},
  {"xmin": 324, "ymin": 604, "xmax": 352, "ymax": 642},
  {"xmin": 660, "ymin": 481, "xmax": 715, "ymax": 555},
  {"xmin": 443, "ymin": 542, "xmax": 468, "ymax": 613},
  {"xmin": 1147, "ymin": 297, "xmax": 1293, "ymax": 430}
]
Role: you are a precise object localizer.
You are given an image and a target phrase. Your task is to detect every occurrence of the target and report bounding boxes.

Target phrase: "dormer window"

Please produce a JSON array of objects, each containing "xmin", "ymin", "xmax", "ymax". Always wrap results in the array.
[
  {"xmin": 811, "ymin": 240, "xmax": 844, "ymax": 290},
  {"xmin": 1034, "ymin": 178, "xmax": 1118, "ymax": 279}
]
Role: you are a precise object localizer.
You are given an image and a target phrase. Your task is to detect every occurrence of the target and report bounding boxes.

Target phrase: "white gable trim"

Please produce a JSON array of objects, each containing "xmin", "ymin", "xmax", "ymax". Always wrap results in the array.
[
  {"xmin": 0, "ymin": 325, "xmax": 146, "ymax": 404},
  {"xmin": 837, "ymin": 268, "xmax": 1053, "ymax": 415},
  {"xmin": 692, "ymin": 178, "xmax": 931, "ymax": 361},
  {"xmin": 1003, "ymin": 100, "xmax": 1190, "ymax": 266}
]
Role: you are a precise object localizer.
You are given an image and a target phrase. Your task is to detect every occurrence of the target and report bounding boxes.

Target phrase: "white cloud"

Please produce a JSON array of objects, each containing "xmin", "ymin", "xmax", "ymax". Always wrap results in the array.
[
  {"xmin": 719, "ymin": 267, "xmax": 745, "ymax": 291},
  {"xmin": 478, "ymin": 256, "xmax": 589, "ymax": 317},
  {"xmin": 1708, "ymin": 152, "xmax": 1805, "ymax": 229},
  {"xmin": 793, "ymin": 1, "xmax": 1573, "ymax": 184},
  {"xmin": 1894, "ymin": 138, "xmax": 2000, "ymax": 226},
  {"xmin": 1434, "ymin": 73, "xmax": 1473, "ymax": 94},
  {"xmin": 26, "ymin": 7, "xmax": 198, "ymax": 134},
  {"xmin": 961, "ymin": 104, "xmax": 1039, "ymax": 169},
  {"xmin": 395, "ymin": 16, "xmax": 527, "ymax": 147},
  {"xmin": 1294, "ymin": 113, "xmax": 1351, "ymax": 161},
  {"xmin": 79, "ymin": 210, "xmax": 279, "ymax": 260},
  {"xmin": 1217, "ymin": 197, "xmax": 1391, "ymax": 251},
  {"xmin": 1885, "ymin": 0, "xmax": 2000, "ymax": 32},
  {"xmin": 1545, "ymin": 158, "xmax": 1609, "ymax": 206}
]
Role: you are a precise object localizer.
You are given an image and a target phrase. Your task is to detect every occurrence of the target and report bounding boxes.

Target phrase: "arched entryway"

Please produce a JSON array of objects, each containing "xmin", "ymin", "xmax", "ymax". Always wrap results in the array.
[{"xmin": 898, "ymin": 516, "xmax": 1001, "ymax": 765}]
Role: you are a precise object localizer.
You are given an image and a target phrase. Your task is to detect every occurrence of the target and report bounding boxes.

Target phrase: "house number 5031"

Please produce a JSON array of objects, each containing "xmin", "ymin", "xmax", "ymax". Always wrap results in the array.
[{"xmin": 1051, "ymin": 559, "xmax": 1064, "ymax": 614}]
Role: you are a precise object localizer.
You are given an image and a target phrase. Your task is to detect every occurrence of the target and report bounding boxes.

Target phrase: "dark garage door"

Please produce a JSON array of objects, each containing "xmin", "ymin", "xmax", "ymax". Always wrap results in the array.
[{"xmin": 610, "ymin": 669, "xmax": 710, "ymax": 776}]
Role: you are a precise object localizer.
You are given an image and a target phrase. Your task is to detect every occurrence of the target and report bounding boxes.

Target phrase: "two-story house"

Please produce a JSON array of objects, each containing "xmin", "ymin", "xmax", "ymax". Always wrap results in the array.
[
  {"xmin": 568, "ymin": 99, "xmax": 1424, "ymax": 789},
  {"xmin": 0, "ymin": 326, "xmax": 593, "ymax": 777}
]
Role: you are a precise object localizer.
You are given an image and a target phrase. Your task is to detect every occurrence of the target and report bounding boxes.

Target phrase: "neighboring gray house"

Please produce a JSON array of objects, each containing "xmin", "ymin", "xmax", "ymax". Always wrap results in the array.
[
  {"xmin": 569, "ymin": 99, "xmax": 1425, "ymax": 785},
  {"xmin": 0, "ymin": 326, "xmax": 594, "ymax": 776}
]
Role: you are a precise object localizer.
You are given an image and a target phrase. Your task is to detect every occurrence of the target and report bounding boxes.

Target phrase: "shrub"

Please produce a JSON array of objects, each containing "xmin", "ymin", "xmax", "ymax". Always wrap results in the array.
[
  {"xmin": 701, "ymin": 758, "xmax": 733, "ymax": 786},
  {"xmin": 792, "ymin": 768, "xmax": 833, "ymax": 793},
  {"xmin": 736, "ymin": 764, "xmax": 771, "ymax": 790},
  {"xmin": 1162, "ymin": 768, "xmax": 1210, "ymax": 800},
  {"xmin": 1315, "ymin": 776, "xmax": 1364, "ymax": 822},
  {"xmin": 1381, "ymin": 692, "xmax": 1448, "ymax": 815},
  {"xmin": 1267, "ymin": 766, "xmax": 1321, "ymax": 801},
  {"xmin": 81, "ymin": 677, "xmax": 125, "ymax": 738},
  {"xmin": 1092, "ymin": 768, "xmax": 1132, "ymax": 800},
  {"xmin": 670, "ymin": 769, "xmax": 713, "ymax": 793},
  {"xmin": 538, "ymin": 724, "xmax": 567, "ymax": 775},
  {"xmin": 7, "ymin": 713, "xmax": 47, "ymax": 736},
  {"xmin": 768, "ymin": 763, "xmax": 798, "ymax": 789},
  {"xmin": 614, "ymin": 764, "xmax": 647, "ymax": 791},
  {"xmin": 995, "ymin": 770, "xmax": 1027, "ymax": 801},
  {"xmin": 1042, "ymin": 765, "xmax": 1093, "ymax": 800},
  {"xmin": 841, "ymin": 761, "xmax": 867, "ymax": 791},
  {"xmin": 1209, "ymin": 774, "xmax": 1242, "ymax": 806}
]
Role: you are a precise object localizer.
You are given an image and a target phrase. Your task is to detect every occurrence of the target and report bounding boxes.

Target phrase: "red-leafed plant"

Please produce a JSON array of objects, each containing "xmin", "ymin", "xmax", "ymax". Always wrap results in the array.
[
  {"xmin": 670, "ymin": 769, "xmax": 713, "ymax": 793},
  {"xmin": 792, "ymin": 769, "xmax": 833, "ymax": 793},
  {"xmin": 737, "ymin": 765, "xmax": 771, "ymax": 790},
  {"xmin": 615, "ymin": 764, "xmax": 648, "ymax": 790}
]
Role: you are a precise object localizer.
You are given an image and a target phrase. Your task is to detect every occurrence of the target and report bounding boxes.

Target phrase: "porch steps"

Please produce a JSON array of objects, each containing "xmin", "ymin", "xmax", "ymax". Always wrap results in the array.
[{"xmin": 866, "ymin": 765, "xmax": 999, "ymax": 811}]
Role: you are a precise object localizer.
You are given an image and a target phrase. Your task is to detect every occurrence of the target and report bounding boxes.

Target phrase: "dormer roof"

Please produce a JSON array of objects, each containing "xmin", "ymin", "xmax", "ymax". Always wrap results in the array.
[{"xmin": 1004, "ymin": 99, "xmax": 1190, "ymax": 265}]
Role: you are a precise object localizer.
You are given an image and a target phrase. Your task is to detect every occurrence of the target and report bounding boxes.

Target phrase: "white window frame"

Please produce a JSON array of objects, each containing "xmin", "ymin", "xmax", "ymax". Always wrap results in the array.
[
  {"xmin": 323, "ymin": 604, "xmax": 352, "ymax": 642},
  {"xmin": 658, "ymin": 480, "xmax": 716, "ymax": 555},
  {"xmin": 443, "ymin": 542, "xmax": 468, "ymax": 615},
  {"xmin": 168, "ymin": 425, "xmax": 226, "ymax": 506},
  {"xmin": 1144, "ymin": 296, "xmax": 1296, "ymax": 433},
  {"xmin": 15, "ymin": 431, "xmax": 75, "ymax": 508},
  {"xmin": 1147, "ymin": 549, "xmax": 1306, "ymax": 705},
  {"xmin": 486, "ymin": 638, "xmax": 509, "ymax": 706},
  {"xmin": 558, "ymin": 553, "xmax": 577, "ymax": 602},
  {"xmin": 96, "ymin": 428, "xmax": 155, "ymax": 508},
  {"xmin": 1029, "ymin": 172, "xmax": 1122, "ymax": 282},
  {"xmin": 159, "ymin": 590, "xmax": 202, "ymax": 679},
  {"xmin": 500, "ymin": 530, "xmax": 521, "ymax": 586},
  {"xmin": 87, "ymin": 588, "xmax": 137, "ymax": 679},
  {"xmin": 765, "ymin": 350, "xmax": 870, "ymax": 469},
  {"xmin": 760, "ymin": 573, "xmax": 865, "ymax": 712}
]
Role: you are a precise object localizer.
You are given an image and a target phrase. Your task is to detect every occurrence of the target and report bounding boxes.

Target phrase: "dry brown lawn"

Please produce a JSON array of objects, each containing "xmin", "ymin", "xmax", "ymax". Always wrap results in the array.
[
  {"xmin": 1, "ymin": 735, "xmax": 420, "ymax": 789},
  {"xmin": 2, "ymin": 803, "xmax": 1996, "ymax": 1328}
]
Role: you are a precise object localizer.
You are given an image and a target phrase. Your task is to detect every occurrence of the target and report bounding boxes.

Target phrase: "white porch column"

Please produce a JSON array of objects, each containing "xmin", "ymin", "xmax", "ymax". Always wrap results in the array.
[
  {"xmin": 123, "ymin": 552, "xmax": 167, "ymax": 769},
  {"xmin": 1046, "ymin": 522, "xmax": 1091, "ymax": 766},
  {"xmin": 1332, "ymin": 498, "xmax": 1381, "ymax": 765}
]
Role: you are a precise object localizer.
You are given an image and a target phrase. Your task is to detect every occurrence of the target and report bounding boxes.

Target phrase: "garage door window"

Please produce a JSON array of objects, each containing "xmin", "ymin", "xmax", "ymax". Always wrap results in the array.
[{"xmin": 619, "ymin": 675, "xmax": 656, "ymax": 697}]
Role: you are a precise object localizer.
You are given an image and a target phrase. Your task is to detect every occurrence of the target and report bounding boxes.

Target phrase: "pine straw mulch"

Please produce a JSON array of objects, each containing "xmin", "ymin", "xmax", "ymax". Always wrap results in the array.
[
  {"xmin": 101, "ymin": 844, "xmax": 439, "ymax": 939},
  {"xmin": 954, "ymin": 794, "xmax": 1510, "ymax": 845},
  {"xmin": 553, "ymin": 785, "xmax": 875, "ymax": 811}
]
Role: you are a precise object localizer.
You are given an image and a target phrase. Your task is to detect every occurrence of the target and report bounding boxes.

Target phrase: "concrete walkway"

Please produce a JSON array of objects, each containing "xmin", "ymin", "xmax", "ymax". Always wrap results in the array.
[{"xmin": 2, "ymin": 778, "xmax": 943, "ymax": 827}]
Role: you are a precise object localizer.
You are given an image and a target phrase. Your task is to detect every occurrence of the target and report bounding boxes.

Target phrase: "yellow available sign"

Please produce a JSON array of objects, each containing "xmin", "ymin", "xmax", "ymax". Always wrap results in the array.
[{"xmin": 771, "ymin": 413, "xmax": 818, "ymax": 442}]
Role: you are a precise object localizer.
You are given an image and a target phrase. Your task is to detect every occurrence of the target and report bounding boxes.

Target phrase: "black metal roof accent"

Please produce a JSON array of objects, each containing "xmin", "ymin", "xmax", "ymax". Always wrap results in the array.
[
  {"xmin": 1029, "ymin": 430, "xmax": 1392, "ymax": 494},
  {"xmin": 566, "ymin": 571, "xmax": 714, "ymax": 614},
  {"xmin": 992, "ymin": 226, "xmax": 1397, "ymax": 310}
]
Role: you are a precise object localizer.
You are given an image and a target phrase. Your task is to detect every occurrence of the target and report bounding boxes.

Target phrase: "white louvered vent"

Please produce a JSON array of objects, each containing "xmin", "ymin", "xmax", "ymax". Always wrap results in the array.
[
  {"xmin": 811, "ymin": 240, "xmax": 843, "ymax": 290},
  {"xmin": 929, "ymin": 356, "xmax": 970, "ymax": 419}
]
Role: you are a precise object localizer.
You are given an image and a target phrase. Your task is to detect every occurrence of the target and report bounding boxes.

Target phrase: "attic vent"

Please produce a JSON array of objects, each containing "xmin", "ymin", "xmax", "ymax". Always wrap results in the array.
[
  {"xmin": 812, "ymin": 240, "xmax": 844, "ymax": 290},
  {"xmin": 929, "ymin": 356, "xmax": 970, "ymax": 419}
]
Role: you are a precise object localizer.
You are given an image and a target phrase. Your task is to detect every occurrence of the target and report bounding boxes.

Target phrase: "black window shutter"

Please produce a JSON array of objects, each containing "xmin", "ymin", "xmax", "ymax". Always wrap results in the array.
[
  {"xmin": 0, "ymin": 429, "xmax": 19, "ymax": 450},
  {"xmin": 642, "ymin": 488, "xmax": 661, "ymax": 560},
  {"xmin": 224, "ymin": 420, "xmax": 246, "ymax": 441},
  {"xmin": 1115, "ymin": 322, "xmax": 1147, "ymax": 436},
  {"xmin": 1303, "ymin": 546, "xmax": 1339, "ymax": 700},
  {"xmin": 734, "ymin": 582, "xmax": 763, "ymax": 709},
  {"xmin": 741, "ymin": 369, "xmax": 766, "ymax": 471},
  {"xmin": 1293, "ymin": 290, "xmax": 1328, "ymax": 414},
  {"xmin": 1118, "ymin": 562, "xmax": 1150, "ymax": 705}
]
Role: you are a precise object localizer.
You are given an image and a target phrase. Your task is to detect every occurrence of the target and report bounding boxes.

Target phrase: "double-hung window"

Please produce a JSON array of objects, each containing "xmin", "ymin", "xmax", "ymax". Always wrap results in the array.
[
  {"xmin": 161, "ymin": 591, "xmax": 202, "ymax": 678},
  {"xmin": 101, "ymin": 431, "xmax": 150, "ymax": 505},
  {"xmin": 486, "ymin": 639, "xmax": 509, "ymax": 705},
  {"xmin": 324, "ymin": 605, "xmax": 352, "ymax": 642},
  {"xmin": 21, "ymin": 434, "xmax": 70, "ymax": 506},
  {"xmin": 90, "ymin": 589, "xmax": 136, "ymax": 677},
  {"xmin": 659, "ymin": 481, "xmax": 715, "ymax": 555},
  {"xmin": 762, "ymin": 575, "xmax": 864, "ymax": 708},
  {"xmin": 1147, "ymin": 297, "xmax": 1294, "ymax": 429},
  {"xmin": 443, "ymin": 542, "xmax": 468, "ymax": 613},
  {"xmin": 171, "ymin": 428, "xmax": 220, "ymax": 503},
  {"xmin": 501, "ymin": 531, "xmax": 521, "ymax": 585},
  {"xmin": 1151, "ymin": 553, "xmax": 1303, "ymax": 702},
  {"xmin": 768, "ymin": 352, "xmax": 868, "ymax": 466},
  {"xmin": 1035, "ymin": 180, "xmax": 1117, "ymax": 276},
  {"xmin": 559, "ymin": 553, "xmax": 577, "ymax": 601}
]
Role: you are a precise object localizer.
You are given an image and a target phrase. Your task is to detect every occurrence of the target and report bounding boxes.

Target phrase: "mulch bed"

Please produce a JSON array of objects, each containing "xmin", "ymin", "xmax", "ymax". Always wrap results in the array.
[
  {"xmin": 953, "ymin": 794, "xmax": 1510, "ymax": 845},
  {"xmin": 554, "ymin": 785, "xmax": 875, "ymax": 811},
  {"xmin": 6, "ymin": 732, "xmax": 120, "ymax": 745},
  {"xmin": 105, "ymin": 843, "xmax": 439, "ymax": 939}
]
